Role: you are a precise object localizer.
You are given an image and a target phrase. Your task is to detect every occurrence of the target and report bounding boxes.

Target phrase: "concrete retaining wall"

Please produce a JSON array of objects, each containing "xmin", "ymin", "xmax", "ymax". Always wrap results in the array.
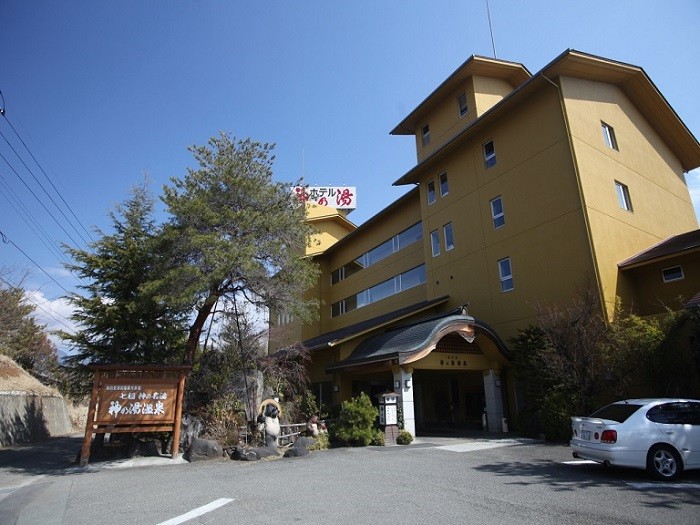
[{"xmin": 0, "ymin": 393, "xmax": 73, "ymax": 447}]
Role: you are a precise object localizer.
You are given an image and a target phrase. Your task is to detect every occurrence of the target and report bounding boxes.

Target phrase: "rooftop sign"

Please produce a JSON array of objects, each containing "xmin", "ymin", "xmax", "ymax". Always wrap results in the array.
[{"xmin": 293, "ymin": 186, "xmax": 356, "ymax": 209}]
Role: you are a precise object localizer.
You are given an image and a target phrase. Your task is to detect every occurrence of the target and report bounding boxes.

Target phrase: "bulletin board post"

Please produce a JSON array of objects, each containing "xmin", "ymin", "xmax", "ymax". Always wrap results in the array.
[{"xmin": 79, "ymin": 365, "xmax": 190, "ymax": 467}]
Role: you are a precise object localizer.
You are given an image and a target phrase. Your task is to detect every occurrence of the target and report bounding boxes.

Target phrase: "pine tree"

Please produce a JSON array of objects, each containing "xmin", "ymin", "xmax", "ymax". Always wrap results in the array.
[
  {"xmin": 152, "ymin": 133, "xmax": 319, "ymax": 365},
  {"xmin": 61, "ymin": 182, "xmax": 188, "ymax": 371}
]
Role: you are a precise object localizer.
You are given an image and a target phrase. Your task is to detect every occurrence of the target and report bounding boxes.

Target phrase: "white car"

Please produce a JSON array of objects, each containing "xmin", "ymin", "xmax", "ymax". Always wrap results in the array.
[{"xmin": 570, "ymin": 398, "xmax": 700, "ymax": 480}]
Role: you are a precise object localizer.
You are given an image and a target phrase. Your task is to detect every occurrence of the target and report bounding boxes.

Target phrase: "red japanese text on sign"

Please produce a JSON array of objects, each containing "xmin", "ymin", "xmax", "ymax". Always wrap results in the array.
[{"xmin": 293, "ymin": 186, "xmax": 356, "ymax": 209}]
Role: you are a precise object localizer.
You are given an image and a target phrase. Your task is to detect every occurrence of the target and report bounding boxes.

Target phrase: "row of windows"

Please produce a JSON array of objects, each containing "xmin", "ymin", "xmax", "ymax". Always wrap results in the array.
[
  {"xmin": 331, "ymin": 222, "xmax": 423, "ymax": 284},
  {"xmin": 331, "ymin": 265, "xmax": 427, "ymax": 317}
]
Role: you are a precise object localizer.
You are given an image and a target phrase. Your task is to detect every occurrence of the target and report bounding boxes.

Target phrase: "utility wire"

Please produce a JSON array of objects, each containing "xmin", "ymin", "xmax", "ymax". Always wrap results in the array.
[
  {"xmin": 0, "ymin": 127, "xmax": 90, "ymax": 246},
  {"xmin": 0, "ymin": 178, "xmax": 68, "ymax": 264},
  {"xmin": 0, "ymin": 149, "xmax": 83, "ymax": 247},
  {"xmin": 0, "ymin": 275, "xmax": 76, "ymax": 335},
  {"xmin": 1, "ymin": 108, "xmax": 94, "ymax": 243},
  {"xmin": 0, "ymin": 229, "xmax": 70, "ymax": 295}
]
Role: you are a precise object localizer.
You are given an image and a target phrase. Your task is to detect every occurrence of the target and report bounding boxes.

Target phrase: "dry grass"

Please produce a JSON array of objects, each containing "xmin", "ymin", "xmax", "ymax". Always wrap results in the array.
[{"xmin": 0, "ymin": 355, "xmax": 57, "ymax": 396}]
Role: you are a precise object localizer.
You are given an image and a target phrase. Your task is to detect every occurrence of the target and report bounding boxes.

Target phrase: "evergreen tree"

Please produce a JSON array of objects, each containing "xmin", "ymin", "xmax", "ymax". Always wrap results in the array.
[
  {"xmin": 61, "ymin": 182, "xmax": 187, "ymax": 371},
  {"xmin": 152, "ymin": 133, "xmax": 319, "ymax": 365},
  {"xmin": 0, "ymin": 270, "xmax": 60, "ymax": 383}
]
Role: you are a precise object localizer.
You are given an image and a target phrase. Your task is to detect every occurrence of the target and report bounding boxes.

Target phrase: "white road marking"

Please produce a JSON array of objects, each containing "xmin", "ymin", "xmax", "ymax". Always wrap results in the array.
[
  {"xmin": 156, "ymin": 498, "xmax": 234, "ymax": 525},
  {"xmin": 562, "ymin": 460, "xmax": 598, "ymax": 465},
  {"xmin": 436, "ymin": 438, "xmax": 533, "ymax": 452},
  {"xmin": 626, "ymin": 482, "xmax": 700, "ymax": 490}
]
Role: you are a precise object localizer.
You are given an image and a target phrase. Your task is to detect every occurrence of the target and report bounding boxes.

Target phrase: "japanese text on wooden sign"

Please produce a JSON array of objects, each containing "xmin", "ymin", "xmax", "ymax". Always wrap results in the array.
[{"xmin": 96, "ymin": 378, "xmax": 178, "ymax": 424}]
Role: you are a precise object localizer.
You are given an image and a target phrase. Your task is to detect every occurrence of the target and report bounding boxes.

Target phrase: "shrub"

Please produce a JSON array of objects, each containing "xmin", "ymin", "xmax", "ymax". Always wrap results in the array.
[
  {"xmin": 199, "ymin": 394, "xmax": 246, "ymax": 447},
  {"xmin": 396, "ymin": 429, "xmax": 413, "ymax": 445},
  {"xmin": 539, "ymin": 389, "xmax": 575, "ymax": 442},
  {"xmin": 308, "ymin": 432, "xmax": 330, "ymax": 450},
  {"xmin": 328, "ymin": 392, "xmax": 378, "ymax": 447},
  {"xmin": 371, "ymin": 429, "xmax": 385, "ymax": 446}
]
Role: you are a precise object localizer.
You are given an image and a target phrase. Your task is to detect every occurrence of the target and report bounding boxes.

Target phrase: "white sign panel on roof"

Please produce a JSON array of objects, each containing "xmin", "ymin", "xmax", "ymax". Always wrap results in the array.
[{"xmin": 293, "ymin": 186, "xmax": 356, "ymax": 209}]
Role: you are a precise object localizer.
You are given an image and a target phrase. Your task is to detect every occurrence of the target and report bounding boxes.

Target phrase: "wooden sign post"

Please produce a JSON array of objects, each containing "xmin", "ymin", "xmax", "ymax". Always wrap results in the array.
[{"xmin": 80, "ymin": 365, "xmax": 190, "ymax": 467}]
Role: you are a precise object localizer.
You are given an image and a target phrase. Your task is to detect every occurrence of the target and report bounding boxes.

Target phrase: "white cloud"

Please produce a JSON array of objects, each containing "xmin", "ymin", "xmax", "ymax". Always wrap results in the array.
[
  {"xmin": 25, "ymin": 290, "xmax": 77, "ymax": 355},
  {"xmin": 46, "ymin": 266, "xmax": 75, "ymax": 280}
]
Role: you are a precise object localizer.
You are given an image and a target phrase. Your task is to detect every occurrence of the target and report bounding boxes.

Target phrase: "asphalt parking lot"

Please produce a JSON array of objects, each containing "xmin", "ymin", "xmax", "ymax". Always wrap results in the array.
[{"xmin": 1, "ymin": 433, "xmax": 699, "ymax": 524}]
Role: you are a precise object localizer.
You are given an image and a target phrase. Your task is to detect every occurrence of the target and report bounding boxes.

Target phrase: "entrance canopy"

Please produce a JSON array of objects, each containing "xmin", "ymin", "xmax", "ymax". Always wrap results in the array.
[{"xmin": 326, "ymin": 310, "xmax": 510, "ymax": 373}]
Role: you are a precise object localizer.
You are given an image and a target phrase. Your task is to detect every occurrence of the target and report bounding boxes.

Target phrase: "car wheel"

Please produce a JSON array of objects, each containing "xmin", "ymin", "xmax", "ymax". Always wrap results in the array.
[{"xmin": 647, "ymin": 444, "xmax": 683, "ymax": 481}]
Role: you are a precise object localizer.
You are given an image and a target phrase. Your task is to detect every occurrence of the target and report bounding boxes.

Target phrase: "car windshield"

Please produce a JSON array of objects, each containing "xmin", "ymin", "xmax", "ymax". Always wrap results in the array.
[{"xmin": 588, "ymin": 403, "xmax": 642, "ymax": 423}]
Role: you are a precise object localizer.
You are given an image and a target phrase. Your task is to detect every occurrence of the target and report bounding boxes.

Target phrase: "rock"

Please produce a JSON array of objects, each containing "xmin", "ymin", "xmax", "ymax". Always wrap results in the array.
[
  {"xmin": 231, "ymin": 438, "xmax": 280, "ymax": 461},
  {"xmin": 179, "ymin": 413, "xmax": 205, "ymax": 451},
  {"xmin": 184, "ymin": 437, "xmax": 223, "ymax": 462},
  {"xmin": 283, "ymin": 436, "xmax": 315, "ymax": 458}
]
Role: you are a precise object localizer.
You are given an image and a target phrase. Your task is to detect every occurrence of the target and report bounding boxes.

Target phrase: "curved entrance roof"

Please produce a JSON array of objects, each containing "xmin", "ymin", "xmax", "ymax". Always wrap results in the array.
[{"xmin": 326, "ymin": 310, "xmax": 510, "ymax": 373}]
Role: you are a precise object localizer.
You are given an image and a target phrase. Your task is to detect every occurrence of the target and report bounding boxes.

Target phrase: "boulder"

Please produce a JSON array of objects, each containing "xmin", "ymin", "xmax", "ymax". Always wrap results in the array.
[
  {"xmin": 183, "ymin": 437, "xmax": 224, "ymax": 462},
  {"xmin": 179, "ymin": 413, "xmax": 205, "ymax": 451},
  {"xmin": 283, "ymin": 436, "xmax": 315, "ymax": 458}
]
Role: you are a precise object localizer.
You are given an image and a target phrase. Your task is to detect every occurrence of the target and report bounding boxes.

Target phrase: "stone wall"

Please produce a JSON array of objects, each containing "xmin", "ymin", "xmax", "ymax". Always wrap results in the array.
[{"xmin": 0, "ymin": 393, "xmax": 73, "ymax": 446}]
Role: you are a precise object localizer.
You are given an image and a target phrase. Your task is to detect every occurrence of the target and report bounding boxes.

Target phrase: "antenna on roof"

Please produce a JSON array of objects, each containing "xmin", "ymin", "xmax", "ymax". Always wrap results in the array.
[{"xmin": 486, "ymin": 0, "xmax": 497, "ymax": 58}]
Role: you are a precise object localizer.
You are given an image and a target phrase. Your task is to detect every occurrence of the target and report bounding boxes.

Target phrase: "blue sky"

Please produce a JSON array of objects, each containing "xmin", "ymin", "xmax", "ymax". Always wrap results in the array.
[{"xmin": 1, "ymin": 1, "xmax": 698, "ymax": 345}]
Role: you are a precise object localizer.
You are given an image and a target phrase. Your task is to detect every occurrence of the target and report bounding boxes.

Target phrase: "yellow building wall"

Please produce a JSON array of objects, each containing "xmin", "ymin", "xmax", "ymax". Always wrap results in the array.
[
  {"xmin": 622, "ymin": 252, "xmax": 700, "ymax": 316},
  {"xmin": 472, "ymin": 76, "xmax": 517, "ymax": 117},
  {"xmin": 316, "ymin": 192, "xmax": 425, "ymax": 335},
  {"xmin": 416, "ymin": 87, "xmax": 595, "ymax": 342},
  {"xmin": 304, "ymin": 203, "xmax": 356, "ymax": 256},
  {"xmin": 560, "ymin": 77, "xmax": 699, "ymax": 317},
  {"xmin": 414, "ymin": 75, "xmax": 517, "ymax": 163}
]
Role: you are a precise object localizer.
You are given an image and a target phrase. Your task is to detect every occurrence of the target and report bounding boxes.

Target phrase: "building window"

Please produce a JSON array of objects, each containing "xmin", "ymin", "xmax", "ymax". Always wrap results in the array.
[
  {"xmin": 331, "ymin": 265, "xmax": 426, "ymax": 317},
  {"xmin": 430, "ymin": 230, "xmax": 441, "ymax": 257},
  {"xmin": 484, "ymin": 140, "xmax": 496, "ymax": 168},
  {"xmin": 457, "ymin": 92, "xmax": 468, "ymax": 117},
  {"xmin": 422, "ymin": 124, "xmax": 431, "ymax": 146},
  {"xmin": 601, "ymin": 122, "xmax": 618, "ymax": 150},
  {"xmin": 331, "ymin": 222, "xmax": 423, "ymax": 284},
  {"xmin": 498, "ymin": 257, "xmax": 513, "ymax": 292},
  {"xmin": 439, "ymin": 172, "xmax": 449, "ymax": 197},
  {"xmin": 427, "ymin": 180, "xmax": 436, "ymax": 205},
  {"xmin": 662, "ymin": 266, "xmax": 684, "ymax": 283},
  {"xmin": 276, "ymin": 312, "xmax": 293, "ymax": 325},
  {"xmin": 443, "ymin": 223, "xmax": 454, "ymax": 251},
  {"xmin": 490, "ymin": 196, "xmax": 505, "ymax": 229},
  {"xmin": 396, "ymin": 222, "xmax": 423, "ymax": 250},
  {"xmin": 615, "ymin": 181, "xmax": 633, "ymax": 211}
]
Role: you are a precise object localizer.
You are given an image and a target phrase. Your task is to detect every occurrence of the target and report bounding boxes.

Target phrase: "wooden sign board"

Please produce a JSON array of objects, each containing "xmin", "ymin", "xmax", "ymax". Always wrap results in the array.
[
  {"xmin": 80, "ymin": 365, "xmax": 190, "ymax": 467},
  {"xmin": 96, "ymin": 379, "xmax": 178, "ymax": 424}
]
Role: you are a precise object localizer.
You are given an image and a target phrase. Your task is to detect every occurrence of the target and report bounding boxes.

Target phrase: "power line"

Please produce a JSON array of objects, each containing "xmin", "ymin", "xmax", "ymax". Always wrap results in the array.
[
  {"xmin": 0, "ymin": 228, "xmax": 70, "ymax": 294},
  {"xmin": 0, "ymin": 127, "xmax": 90, "ymax": 246},
  {"xmin": 0, "ymin": 148, "xmax": 83, "ymax": 247},
  {"xmin": 1, "ymin": 108, "xmax": 94, "ymax": 243},
  {"xmin": 0, "ymin": 275, "xmax": 76, "ymax": 335},
  {"xmin": 0, "ymin": 171, "xmax": 69, "ymax": 263}
]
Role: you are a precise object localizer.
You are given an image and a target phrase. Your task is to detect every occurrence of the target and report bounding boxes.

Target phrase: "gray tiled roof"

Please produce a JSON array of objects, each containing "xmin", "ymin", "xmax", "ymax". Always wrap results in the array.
[
  {"xmin": 325, "ymin": 310, "xmax": 511, "ymax": 372},
  {"xmin": 301, "ymin": 296, "xmax": 450, "ymax": 351},
  {"xmin": 326, "ymin": 314, "xmax": 474, "ymax": 371},
  {"xmin": 618, "ymin": 229, "xmax": 700, "ymax": 268}
]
